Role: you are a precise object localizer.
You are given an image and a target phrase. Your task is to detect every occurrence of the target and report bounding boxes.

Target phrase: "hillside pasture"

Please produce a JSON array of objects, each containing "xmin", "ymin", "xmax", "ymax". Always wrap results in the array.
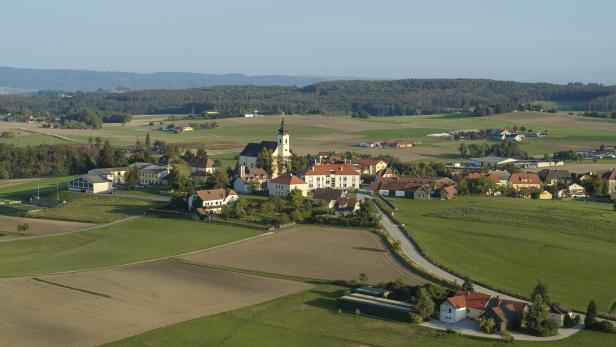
[
  {"xmin": 391, "ymin": 196, "xmax": 616, "ymax": 313},
  {"xmin": 0, "ymin": 261, "xmax": 310, "ymax": 347},
  {"xmin": 181, "ymin": 226, "xmax": 426, "ymax": 285}
]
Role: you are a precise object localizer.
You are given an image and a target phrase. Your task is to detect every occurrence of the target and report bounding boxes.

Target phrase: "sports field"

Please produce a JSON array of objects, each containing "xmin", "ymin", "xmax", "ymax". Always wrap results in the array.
[
  {"xmin": 0, "ymin": 261, "xmax": 310, "ymax": 347},
  {"xmin": 391, "ymin": 196, "xmax": 616, "ymax": 313},
  {"xmin": 0, "ymin": 216, "xmax": 260, "ymax": 276},
  {"xmin": 182, "ymin": 226, "xmax": 426, "ymax": 284},
  {"xmin": 108, "ymin": 283, "xmax": 616, "ymax": 347}
]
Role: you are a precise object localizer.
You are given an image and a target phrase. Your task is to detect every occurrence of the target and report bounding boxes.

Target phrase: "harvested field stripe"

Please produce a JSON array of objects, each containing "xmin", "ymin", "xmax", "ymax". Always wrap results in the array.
[
  {"xmin": 171, "ymin": 258, "xmax": 329, "ymax": 284},
  {"xmin": 32, "ymin": 277, "xmax": 112, "ymax": 298}
]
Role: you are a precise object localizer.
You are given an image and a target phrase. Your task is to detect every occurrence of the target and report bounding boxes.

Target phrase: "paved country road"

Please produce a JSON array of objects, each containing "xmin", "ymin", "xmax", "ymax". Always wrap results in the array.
[{"xmin": 356, "ymin": 189, "xmax": 616, "ymax": 341}]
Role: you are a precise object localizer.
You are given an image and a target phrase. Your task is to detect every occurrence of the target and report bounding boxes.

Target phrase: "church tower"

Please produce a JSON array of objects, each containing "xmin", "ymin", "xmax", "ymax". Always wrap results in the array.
[{"xmin": 277, "ymin": 114, "xmax": 290, "ymax": 159}]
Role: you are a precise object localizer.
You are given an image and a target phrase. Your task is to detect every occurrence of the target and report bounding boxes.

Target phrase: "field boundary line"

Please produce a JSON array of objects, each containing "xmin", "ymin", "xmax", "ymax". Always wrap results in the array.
[
  {"xmin": 18, "ymin": 128, "xmax": 83, "ymax": 143},
  {"xmin": 32, "ymin": 277, "xmax": 112, "ymax": 298}
]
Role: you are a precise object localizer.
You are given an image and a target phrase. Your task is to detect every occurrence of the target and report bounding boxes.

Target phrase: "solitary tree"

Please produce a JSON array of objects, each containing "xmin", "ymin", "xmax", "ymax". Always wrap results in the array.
[
  {"xmin": 462, "ymin": 277, "xmax": 474, "ymax": 292},
  {"xmin": 17, "ymin": 223, "xmax": 30, "ymax": 236}
]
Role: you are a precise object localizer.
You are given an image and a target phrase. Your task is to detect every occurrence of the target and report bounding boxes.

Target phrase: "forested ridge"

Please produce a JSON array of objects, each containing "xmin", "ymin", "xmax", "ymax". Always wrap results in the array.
[{"xmin": 1, "ymin": 79, "xmax": 615, "ymax": 118}]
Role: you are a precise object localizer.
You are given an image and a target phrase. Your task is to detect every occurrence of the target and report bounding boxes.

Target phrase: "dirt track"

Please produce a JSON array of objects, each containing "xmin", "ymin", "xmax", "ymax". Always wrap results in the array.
[
  {"xmin": 0, "ymin": 261, "xmax": 311, "ymax": 347},
  {"xmin": 181, "ymin": 226, "xmax": 426, "ymax": 285}
]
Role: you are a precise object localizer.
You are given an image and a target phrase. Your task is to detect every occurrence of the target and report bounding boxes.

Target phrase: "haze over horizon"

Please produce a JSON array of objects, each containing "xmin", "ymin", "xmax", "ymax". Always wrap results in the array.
[{"xmin": 2, "ymin": 0, "xmax": 615, "ymax": 84}]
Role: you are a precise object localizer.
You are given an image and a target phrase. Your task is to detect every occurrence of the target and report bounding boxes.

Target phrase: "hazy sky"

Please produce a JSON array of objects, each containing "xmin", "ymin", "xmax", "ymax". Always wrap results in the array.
[{"xmin": 2, "ymin": 0, "xmax": 615, "ymax": 83}]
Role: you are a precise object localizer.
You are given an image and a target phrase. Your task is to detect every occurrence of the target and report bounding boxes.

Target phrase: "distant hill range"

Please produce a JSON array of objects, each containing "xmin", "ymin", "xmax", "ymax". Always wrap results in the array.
[{"xmin": 0, "ymin": 66, "xmax": 346, "ymax": 93}]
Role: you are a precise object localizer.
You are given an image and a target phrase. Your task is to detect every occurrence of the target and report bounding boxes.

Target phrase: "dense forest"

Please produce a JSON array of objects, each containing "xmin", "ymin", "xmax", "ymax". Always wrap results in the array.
[{"xmin": 1, "ymin": 79, "xmax": 616, "ymax": 120}]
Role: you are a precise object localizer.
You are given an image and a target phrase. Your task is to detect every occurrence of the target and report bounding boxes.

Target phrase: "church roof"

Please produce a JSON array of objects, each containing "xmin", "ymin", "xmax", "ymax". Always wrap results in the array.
[{"xmin": 239, "ymin": 141, "xmax": 278, "ymax": 157}]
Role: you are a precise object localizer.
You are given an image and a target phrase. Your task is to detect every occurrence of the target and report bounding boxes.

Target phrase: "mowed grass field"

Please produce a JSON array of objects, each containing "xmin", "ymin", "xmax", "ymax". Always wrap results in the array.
[
  {"xmin": 108, "ymin": 283, "xmax": 616, "ymax": 347},
  {"xmin": 31, "ymin": 191, "xmax": 160, "ymax": 223},
  {"xmin": 391, "ymin": 196, "xmax": 616, "ymax": 313},
  {"xmin": 0, "ymin": 216, "xmax": 261, "ymax": 276}
]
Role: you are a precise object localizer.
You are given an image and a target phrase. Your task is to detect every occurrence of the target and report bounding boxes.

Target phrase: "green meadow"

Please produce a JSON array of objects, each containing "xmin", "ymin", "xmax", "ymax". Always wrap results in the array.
[
  {"xmin": 391, "ymin": 196, "xmax": 616, "ymax": 313},
  {"xmin": 107, "ymin": 283, "xmax": 616, "ymax": 347},
  {"xmin": 0, "ymin": 216, "xmax": 260, "ymax": 276}
]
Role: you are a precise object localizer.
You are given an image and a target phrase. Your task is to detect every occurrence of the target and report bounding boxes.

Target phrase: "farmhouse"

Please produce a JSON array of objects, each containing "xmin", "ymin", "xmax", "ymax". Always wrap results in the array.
[
  {"xmin": 538, "ymin": 169, "xmax": 571, "ymax": 186},
  {"xmin": 268, "ymin": 174, "xmax": 308, "ymax": 197},
  {"xmin": 87, "ymin": 167, "xmax": 128, "ymax": 184},
  {"xmin": 189, "ymin": 188, "xmax": 239, "ymax": 214},
  {"xmin": 440, "ymin": 186, "xmax": 458, "ymax": 200},
  {"xmin": 558, "ymin": 183, "xmax": 587, "ymax": 199},
  {"xmin": 508, "ymin": 173, "xmax": 542, "ymax": 191},
  {"xmin": 233, "ymin": 166, "xmax": 269, "ymax": 194},
  {"xmin": 131, "ymin": 162, "xmax": 170, "ymax": 185},
  {"xmin": 372, "ymin": 180, "xmax": 432, "ymax": 200},
  {"xmin": 68, "ymin": 174, "xmax": 113, "ymax": 194},
  {"xmin": 439, "ymin": 291, "xmax": 492, "ymax": 323},
  {"xmin": 238, "ymin": 118, "xmax": 290, "ymax": 178},
  {"xmin": 301, "ymin": 164, "xmax": 360, "ymax": 190},
  {"xmin": 335, "ymin": 197, "xmax": 360, "ymax": 215},
  {"xmin": 483, "ymin": 300, "xmax": 528, "ymax": 332},
  {"xmin": 355, "ymin": 159, "xmax": 388, "ymax": 175},
  {"xmin": 376, "ymin": 167, "xmax": 397, "ymax": 178},
  {"xmin": 312, "ymin": 188, "xmax": 345, "ymax": 208},
  {"xmin": 486, "ymin": 170, "xmax": 511, "ymax": 187},
  {"xmin": 359, "ymin": 141, "xmax": 381, "ymax": 148},
  {"xmin": 383, "ymin": 139, "xmax": 413, "ymax": 148},
  {"xmin": 181, "ymin": 155, "xmax": 216, "ymax": 174}
]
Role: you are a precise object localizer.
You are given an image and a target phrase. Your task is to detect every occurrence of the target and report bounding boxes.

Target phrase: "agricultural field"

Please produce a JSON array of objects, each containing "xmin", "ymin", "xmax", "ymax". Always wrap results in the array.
[
  {"xmin": 108, "ymin": 283, "xmax": 616, "ymax": 347},
  {"xmin": 0, "ymin": 261, "xmax": 310, "ymax": 347},
  {"xmin": 181, "ymin": 226, "xmax": 426, "ymax": 285},
  {"xmin": 0, "ymin": 216, "xmax": 261, "ymax": 276},
  {"xmin": 0, "ymin": 215, "xmax": 94, "ymax": 239},
  {"xmin": 390, "ymin": 196, "xmax": 616, "ymax": 313}
]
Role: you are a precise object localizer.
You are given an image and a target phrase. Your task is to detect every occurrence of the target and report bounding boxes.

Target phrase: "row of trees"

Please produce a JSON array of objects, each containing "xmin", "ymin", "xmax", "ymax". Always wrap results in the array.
[
  {"xmin": 0, "ymin": 141, "xmax": 125, "ymax": 179},
  {"xmin": 2, "ymin": 79, "xmax": 615, "ymax": 118}
]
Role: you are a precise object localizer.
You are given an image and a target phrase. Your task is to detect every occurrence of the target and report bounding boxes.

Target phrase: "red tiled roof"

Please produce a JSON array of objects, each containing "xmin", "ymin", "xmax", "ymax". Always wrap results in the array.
[
  {"xmin": 356, "ymin": 159, "xmax": 384, "ymax": 166},
  {"xmin": 450, "ymin": 291, "xmax": 492, "ymax": 310},
  {"xmin": 446, "ymin": 295, "xmax": 467, "ymax": 309},
  {"xmin": 270, "ymin": 174, "xmax": 306, "ymax": 185},
  {"xmin": 443, "ymin": 186, "xmax": 457, "ymax": 194},
  {"xmin": 196, "ymin": 188, "xmax": 237, "ymax": 201},
  {"xmin": 304, "ymin": 164, "xmax": 360, "ymax": 176},
  {"xmin": 509, "ymin": 173, "xmax": 542, "ymax": 185}
]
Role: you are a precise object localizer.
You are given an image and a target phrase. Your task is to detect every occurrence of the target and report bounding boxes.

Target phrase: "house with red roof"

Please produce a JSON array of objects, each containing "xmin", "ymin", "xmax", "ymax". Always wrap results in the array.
[
  {"xmin": 268, "ymin": 174, "xmax": 308, "ymax": 197},
  {"xmin": 355, "ymin": 158, "xmax": 388, "ymax": 175},
  {"xmin": 188, "ymin": 188, "xmax": 239, "ymax": 214},
  {"xmin": 508, "ymin": 172, "xmax": 542, "ymax": 191},
  {"xmin": 301, "ymin": 164, "xmax": 360, "ymax": 191},
  {"xmin": 439, "ymin": 291, "xmax": 493, "ymax": 323}
]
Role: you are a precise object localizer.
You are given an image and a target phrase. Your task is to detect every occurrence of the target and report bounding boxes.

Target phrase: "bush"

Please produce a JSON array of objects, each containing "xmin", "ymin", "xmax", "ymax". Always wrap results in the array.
[
  {"xmin": 563, "ymin": 314, "xmax": 581, "ymax": 328},
  {"xmin": 593, "ymin": 320, "xmax": 615, "ymax": 333},
  {"xmin": 501, "ymin": 330, "xmax": 514, "ymax": 343},
  {"xmin": 480, "ymin": 318, "xmax": 496, "ymax": 333},
  {"xmin": 409, "ymin": 313, "xmax": 423, "ymax": 324}
]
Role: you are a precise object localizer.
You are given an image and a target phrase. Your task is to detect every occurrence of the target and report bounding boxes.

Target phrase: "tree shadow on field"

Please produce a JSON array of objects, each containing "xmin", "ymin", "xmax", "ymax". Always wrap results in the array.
[
  {"xmin": 354, "ymin": 246, "xmax": 386, "ymax": 253},
  {"xmin": 304, "ymin": 298, "xmax": 337, "ymax": 311}
]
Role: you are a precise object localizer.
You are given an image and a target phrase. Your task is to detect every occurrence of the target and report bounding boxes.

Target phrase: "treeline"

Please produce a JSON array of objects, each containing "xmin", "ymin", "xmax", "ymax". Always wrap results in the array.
[
  {"xmin": 1, "ymin": 79, "xmax": 615, "ymax": 118},
  {"xmin": 0, "ymin": 142, "xmax": 126, "ymax": 179},
  {"xmin": 458, "ymin": 141, "xmax": 527, "ymax": 159}
]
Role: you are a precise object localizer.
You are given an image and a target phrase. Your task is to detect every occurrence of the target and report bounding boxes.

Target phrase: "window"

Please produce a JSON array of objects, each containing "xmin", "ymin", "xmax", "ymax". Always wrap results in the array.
[{"xmin": 448, "ymin": 308, "xmax": 451, "ymax": 313}]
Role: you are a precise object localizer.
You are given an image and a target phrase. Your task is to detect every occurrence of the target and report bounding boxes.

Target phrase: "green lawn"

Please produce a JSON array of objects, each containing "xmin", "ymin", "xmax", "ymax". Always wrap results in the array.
[
  {"xmin": 0, "ymin": 216, "xmax": 260, "ymax": 276},
  {"xmin": 0, "ymin": 176, "xmax": 71, "ymax": 200},
  {"xmin": 31, "ymin": 191, "xmax": 160, "ymax": 223},
  {"xmin": 106, "ymin": 283, "xmax": 616, "ymax": 347},
  {"xmin": 391, "ymin": 197, "xmax": 616, "ymax": 313}
]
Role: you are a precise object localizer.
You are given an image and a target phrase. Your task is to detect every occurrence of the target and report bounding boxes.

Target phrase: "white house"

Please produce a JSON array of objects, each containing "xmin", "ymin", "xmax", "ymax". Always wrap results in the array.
[
  {"xmin": 268, "ymin": 174, "xmax": 308, "ymax": 197},
  {"xmin": 301, "ymin": 164, "xmax": 360, "ymax": 191},
  {"xmin": 189, "ymin": 188, "xmax": 239, "ymax": 214},
  {"xmin": 233, "ymin": 166, "xmax": 269, "ymax": 194},
  {"xmin": 558, "ymin": 183, "xmax": 587, "ymax": 199},
  {"xmin": 439, "ymin": 291, "xmax": 493, "ymax": 323},
  {"xmin": 68, "ymin": 174, "xmax": 113, "ymax": 194},
  {"xmin": 130, "ymin": 162, "xmax": 170, "ymax": 185},
  {"xmin": 87, "ymin": 167, "xmax": 128, "ymax": 184}
]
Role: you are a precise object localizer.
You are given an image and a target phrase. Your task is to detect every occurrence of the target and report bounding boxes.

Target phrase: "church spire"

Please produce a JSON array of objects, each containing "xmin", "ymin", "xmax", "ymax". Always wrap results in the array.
[{"xmin": 278, "ymin": 112, "xmax": 287, "ymax": 135}]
